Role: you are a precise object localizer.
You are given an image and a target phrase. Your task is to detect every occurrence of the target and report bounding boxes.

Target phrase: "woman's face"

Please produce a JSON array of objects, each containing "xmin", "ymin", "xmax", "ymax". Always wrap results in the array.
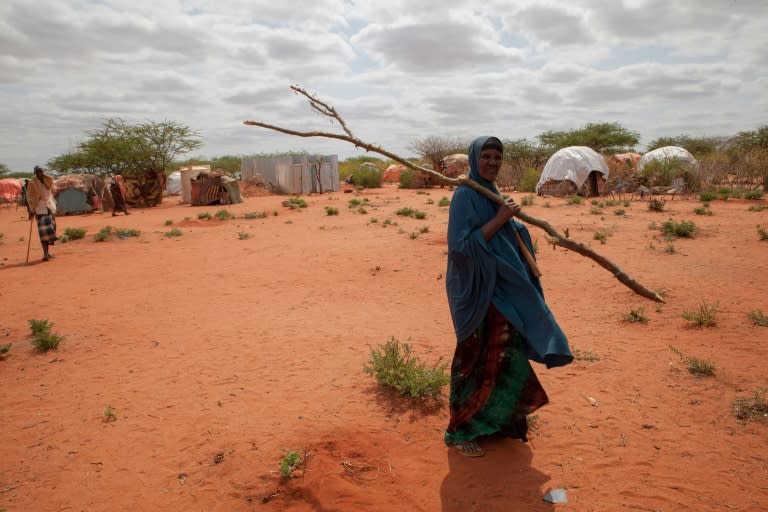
[{"xmin": 478, "ymin": 148, "xmax": 503, "ymax": 182}]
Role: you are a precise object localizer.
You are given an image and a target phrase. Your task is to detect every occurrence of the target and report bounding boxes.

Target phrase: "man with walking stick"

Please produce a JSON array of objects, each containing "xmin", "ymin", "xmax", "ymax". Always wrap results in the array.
[{"xmin": 26, "ymin": 165, "xmax": 59, "ymax": 262}]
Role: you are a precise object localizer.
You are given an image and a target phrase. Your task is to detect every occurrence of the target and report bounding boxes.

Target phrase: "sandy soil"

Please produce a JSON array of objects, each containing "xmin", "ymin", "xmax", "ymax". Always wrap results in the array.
[{"xmin": 1, "ymin": 184, "xmax": 767, "ymax": 512}]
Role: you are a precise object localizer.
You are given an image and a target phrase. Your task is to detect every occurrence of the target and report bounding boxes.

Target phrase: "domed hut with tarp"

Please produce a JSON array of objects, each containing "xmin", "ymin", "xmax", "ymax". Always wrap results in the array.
[
  {"xmin": 54, "ymin": 174, "xmax": 108, "ymax": 215},
  {"xmin": 637, "ymin": 146, "xmax": 698, "ymax": 195},
  {"xmin": 536, "ymin": 146, "xmax": 609, "ymax": 197},
  {"xmin": 637, "ymin": 146, "xmax": 697, "ymax": 172}
]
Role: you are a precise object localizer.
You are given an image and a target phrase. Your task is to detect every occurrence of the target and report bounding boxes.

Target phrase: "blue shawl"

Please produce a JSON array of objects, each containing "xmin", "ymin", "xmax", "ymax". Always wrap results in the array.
[{"xmin": 445, "ymin": 136, "xmax": 572, "ymax": 368}]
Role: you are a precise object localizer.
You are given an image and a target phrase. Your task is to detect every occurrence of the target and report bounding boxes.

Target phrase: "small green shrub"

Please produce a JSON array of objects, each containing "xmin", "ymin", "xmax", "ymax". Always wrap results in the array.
[
  {"xmin": 28, "ymin": 319, "xmax": 63, "ymax": 352},
  {"xmin": 279, "ymin": 450, "xmax": 303, "ymax": 478},
  {"xmin": 214, "ymin": 209, "xmax": 234, "ymax": 220},
  {"xmin": 758, "ymin": 225, "xmax": 768, "ymax": 241},
  {"xmin": 648, "ymin": 199, "xmax": 666, "ymax": 212},
  {"xmin": 661, "ymin": 219, "xmax": 697, "ymax": 238},
  {"xmin": 622, "ymin": 307, "xmax": 649, "ymax": 324},
  {"xmin": 717, "ymin": 187, "xmax": 731, "ymax": 200},
  {"xmin": 103, "ymin": 406, "xmax": 117, "ymax": 422},
  {"xmin": 165, "ymin": 228, "xmax": 183, "ymax": 237},
  {"xmin": 350, "ymin": 167, "xmax": 383, "ymax": 188},
  {"xmin": 0, "ymin": 342, "xmax": 12, "ymax": 359},
  {"xmin": 115, "ymin": 228, "xmax": 140, "ymax": 238},
  {"xmin": 398, "ymin": 169, "xmax": 414, "ymax": 189},
  {"xmin": 287, "ymin": 196, "xmax": 307, "ymax": 209},
  {"xmin": 324, "ymin": 206, "xmax": 339, "ymax": 216},
  {"xmin": 518, "ymin": 168, "xmax": 540, "ymax": 193},
  {"xmin": 348, "ymin": 198, "xmax": 362, "ymax": 207},
  {"xmin": 543, "ymin": 201, "xmax": 551, "ymax": 208},
  {"xmin": 438, "ymin": 196, "xmax": 451, "ymax": 207},
  {"xmin": 357, "ymin": 207, "xmax": 368, "ymax": 214},
  {"xmin": 237, "ymin": 232, "xmax": 250, "ymax": 240},
  {"xmin": 590, "ymin": 206, "xmax": 602, "ymax": 215},
  {"xmin": 164, "ymin": 219, "xmax": 174, "ymax": 226},
  {"xmin": 685, "ymin": 356, "xmax": 716, "ymax": 377},
  {"xmin": 699, "ymin": 190, "xmax": 717, "ymax": 202},
  {"xmin": 94, "ymin": 226, "xmax": 113, "ymax": 242},
  {"xmin": 63, "ymin": 227, "xmax": 87, "ymax": 240},
  {"xmin": 748, "ymin": 310, "xmax": 768, "ymax": 327},
  {"xmin": 744, "ymin": 189, "xmax": 764, "ymax": 200},
  {"xmin": 520, "ymin": 195, "xmax": 535, "ymax": 207},
  {"xmin": 748, "ymin": 204, "xmax": 767, "ymax": 212},
  {"xmin": 693, "ymin": 205, "xmax": 713, "ymax": 216},
  {"xmin": 614, "ymin": 208, "xmax": 626, "ymax": 216},
  {"xmin": 198, "ymin": 211, "xmax": 211, "ymax": 220},
  {"xmin": 681, "ymin": 301, "xmax": 718, "ymax": 327},
  {"xmin": 593, "ymin": 229, "xmax": 612, "ymax": 245},
  {"xmin": 244, "ymin": 211, "xmax": 268, "ymax": 219},
  {"xmin": 408, "ymin": 232, "xmax": 419, "ymax": 239},
  {"xmin": 573, "ymin": 348, "xmax": 600, "ymax": 362},
  {"xmin": 664, "ymin": 244, "xmax": 676, "ymax": 254},
  {"xmin": 566, "ymin": 196, "xmax": 582, "ymax": 205},
  {"xmin": 668, "ymin": 345, "xmax": 716, "ymax": 377},
  {"xmin": 363, "ymin": 337, "xmax": 449, "ymax": 400},
  {"xmin": 732, "ymin": 388, "xmax": 768, "ymax": 422},
  {"xmin": 395, "ymin": 207, "xmax": 427, "ymax": 219}
]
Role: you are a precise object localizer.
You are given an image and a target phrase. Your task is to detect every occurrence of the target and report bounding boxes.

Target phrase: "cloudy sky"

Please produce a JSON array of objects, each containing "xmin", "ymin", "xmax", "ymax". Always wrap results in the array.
[{"xmin": 1, "ymin": 0, "xmax": 766, "ymax": 172}]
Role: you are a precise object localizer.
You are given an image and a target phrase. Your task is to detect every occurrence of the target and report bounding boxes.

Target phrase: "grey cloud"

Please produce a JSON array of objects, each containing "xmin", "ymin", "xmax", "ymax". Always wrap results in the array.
[
  {"xmin": 504, "ymin": 5, "xmax": 594, "ymax": 46},
  {"xmin": 352, "ymin": 21, "xmax": 523, "ymax": 73}
]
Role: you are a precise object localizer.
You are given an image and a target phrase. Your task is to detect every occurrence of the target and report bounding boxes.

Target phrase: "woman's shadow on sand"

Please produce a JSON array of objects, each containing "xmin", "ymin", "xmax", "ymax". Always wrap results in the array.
[{"xmin": 440, "ymin": 435, "xmax": 555, "ymax": 512}]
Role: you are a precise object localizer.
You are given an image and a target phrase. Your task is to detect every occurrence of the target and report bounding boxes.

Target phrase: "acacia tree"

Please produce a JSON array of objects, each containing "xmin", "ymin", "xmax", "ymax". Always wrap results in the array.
[
  {"xmin": 49, "ymin": 118, "xmax": 202, "ymax": 206},
  {"xmin": 409, "ymin": 136, "xmax": 468, "ymax": 180},
  {"xmin": 49, "ymin": 119, "xmax": 202, "ymax": 178},
  {"xmin": 537, "ymin": 122, "xmax": 639, "ymax": 154}
]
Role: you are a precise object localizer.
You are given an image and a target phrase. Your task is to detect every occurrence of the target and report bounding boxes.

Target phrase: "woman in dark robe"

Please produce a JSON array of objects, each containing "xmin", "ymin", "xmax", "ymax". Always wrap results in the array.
[
  {"xmin": 110, "ymin": 175, "xmax": 130, "ymax": 216},
  {"xmin": 444, "ymin": 136, "xmax": 573, "ymax": 456}
]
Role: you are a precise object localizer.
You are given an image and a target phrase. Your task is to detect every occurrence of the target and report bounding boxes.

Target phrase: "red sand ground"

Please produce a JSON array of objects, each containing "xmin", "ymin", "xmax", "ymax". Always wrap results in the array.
[{"xmin": 1, "ymin": 184, "xmax": 767, "ymax": 512}]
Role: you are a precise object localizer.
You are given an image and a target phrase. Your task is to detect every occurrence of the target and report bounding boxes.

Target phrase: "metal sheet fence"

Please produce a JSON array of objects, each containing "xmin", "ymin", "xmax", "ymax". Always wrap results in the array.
[{"xmin": 240, "ymin": 155, "xmax": 339, "ymax": 194}]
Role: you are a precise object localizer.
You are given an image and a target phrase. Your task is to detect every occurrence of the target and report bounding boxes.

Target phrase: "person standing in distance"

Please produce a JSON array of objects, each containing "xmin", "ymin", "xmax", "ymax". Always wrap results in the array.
[{"xmin": 26, "ymin": 165, "xmax": 59, "ymax": 261}]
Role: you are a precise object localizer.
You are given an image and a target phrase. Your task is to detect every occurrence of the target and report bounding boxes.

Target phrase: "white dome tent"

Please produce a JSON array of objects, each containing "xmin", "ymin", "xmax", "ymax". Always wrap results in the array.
[
  {"xmin": 536, "ymin": 146, "xmax": 609, "ymax": 197},
  {"xmin": 637, "ymin": 146, "xmax": 698, "ymax": 172}
]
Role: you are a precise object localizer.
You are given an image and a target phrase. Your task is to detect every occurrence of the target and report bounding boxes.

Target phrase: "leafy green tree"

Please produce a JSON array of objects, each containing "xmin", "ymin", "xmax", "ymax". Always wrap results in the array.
[
  {"xmin": 0, "ymin": 162, "xmax": 9, "ymax": 177},
  {"xmin": 537, "ymin": 122, "xmax": 639, "ymax": 154},
  {"xmin": 646, "ymin": 135, "xmax": 719, "ymax": 156},
  {"xmin": 48, "ymin": 118, "xmax": 202, "ymax": 178}
]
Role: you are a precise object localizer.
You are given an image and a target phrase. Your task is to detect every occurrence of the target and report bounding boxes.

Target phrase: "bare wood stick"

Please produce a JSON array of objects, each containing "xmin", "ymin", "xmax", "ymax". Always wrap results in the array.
[{"xmin": 244, "ymin": 85, "xmax": 664, "ymax": 303}]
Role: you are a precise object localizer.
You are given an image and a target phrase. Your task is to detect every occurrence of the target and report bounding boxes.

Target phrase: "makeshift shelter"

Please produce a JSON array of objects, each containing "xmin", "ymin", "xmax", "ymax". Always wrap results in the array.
[
  {"xmin": 0, "ymin": 178, "xmax": 23, "ymax": 205},
  {"xmin": 165, "ymin": 171, "xmax": 182, "ymax": 196},
  {"xmin": 123, "ymin": 170, "xmax": 165, "ymax": 207},
  {"xmin": 610, "ymin": 152, "xmax": 642, "ymax": 168},
  {"xmin": 240, "ymin": 154, "xmax": 339, "ymax": 194},
  {"xmin": 54, "ymin": 174, "xmax": 107, "ymax": 214},
  {"xmin": 383, "ymin": 164, "xmax": 405, "ymax": 183},
  {"xmin": 179, "ymin": 165, "xmax": 210, "ymax": 204},
  {"xmin": 536, "ymin": 146, "xmax": 609, "ymax": 197},
  {"xmin": 637, "ymin": 146, "xmax": 698, "ymax": 172},
  {"xmin": 442, "ymin": 154, "xmax": 469, "ymax": 178},
  {"xmin": 190, "ymin": 171, "xmax": 242, "ymax": 206}
]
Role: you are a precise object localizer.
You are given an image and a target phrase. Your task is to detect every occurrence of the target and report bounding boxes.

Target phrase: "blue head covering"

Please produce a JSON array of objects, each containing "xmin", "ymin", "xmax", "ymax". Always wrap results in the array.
[{"xmin": 446, "ymin": 136, "xmax": 572, "ymax": 368}]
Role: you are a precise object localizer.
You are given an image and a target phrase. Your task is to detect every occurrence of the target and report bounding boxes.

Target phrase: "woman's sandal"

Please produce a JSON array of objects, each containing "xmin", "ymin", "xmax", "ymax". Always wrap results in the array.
[{"xmin": 454, "ymin": 441, "xmax": 484, "ymax": 457}]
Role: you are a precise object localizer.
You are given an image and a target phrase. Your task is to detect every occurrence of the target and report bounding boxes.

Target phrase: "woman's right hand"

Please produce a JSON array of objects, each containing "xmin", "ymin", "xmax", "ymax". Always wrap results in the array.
[{"xmin": 495, "ymin": 199, "xmax": 519, "ymax": 222}]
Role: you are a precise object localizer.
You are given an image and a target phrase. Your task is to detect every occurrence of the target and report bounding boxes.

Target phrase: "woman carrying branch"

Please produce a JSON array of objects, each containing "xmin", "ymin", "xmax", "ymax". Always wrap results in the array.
[{"xmin": 444, "ymin": 136, "xmax": 573, "ymax": 457}]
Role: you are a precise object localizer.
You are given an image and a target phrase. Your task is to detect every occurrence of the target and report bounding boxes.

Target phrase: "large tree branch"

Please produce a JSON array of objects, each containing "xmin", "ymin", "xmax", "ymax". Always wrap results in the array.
[{"xmin": 243, "ymin": 85, "xmax": 665, "ymax": 303}]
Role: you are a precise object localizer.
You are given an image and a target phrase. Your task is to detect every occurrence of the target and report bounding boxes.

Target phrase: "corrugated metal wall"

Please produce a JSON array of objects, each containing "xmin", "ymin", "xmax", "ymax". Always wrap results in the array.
[{"xmin": 240, "ymin": 155, "xmax": 339, "ymax": 194}]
